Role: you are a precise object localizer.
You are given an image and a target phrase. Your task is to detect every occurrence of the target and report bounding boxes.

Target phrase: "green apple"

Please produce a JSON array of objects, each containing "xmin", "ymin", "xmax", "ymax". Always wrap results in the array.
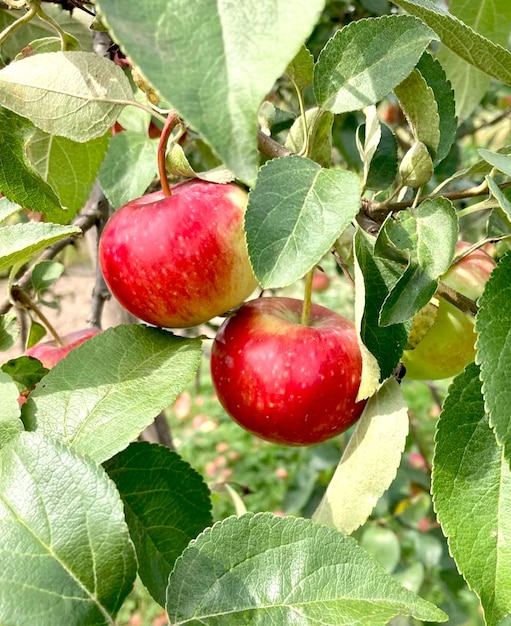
[{"xmin": 402, "ymin": 242, "xmax": 496, "ymax": 380}]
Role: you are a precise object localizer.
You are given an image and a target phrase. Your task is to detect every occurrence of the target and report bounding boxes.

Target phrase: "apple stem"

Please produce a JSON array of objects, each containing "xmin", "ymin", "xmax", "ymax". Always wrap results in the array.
[
  {"xmin": 10, "ymin": 285, "xmax": 64, "ymax": 347},
  {"xmin": 157, "ymin": 111, "xmax": 181, "ymax": 197},
  {"xmin": 301, "ymin": 269, "xmax": 314, "ymax": 326}
]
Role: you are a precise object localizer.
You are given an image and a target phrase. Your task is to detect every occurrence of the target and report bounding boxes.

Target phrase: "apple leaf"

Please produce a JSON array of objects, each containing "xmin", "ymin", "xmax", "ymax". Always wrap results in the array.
[
  {"xmin": 0, "ymin": 313, "xmax": 19, "ymax": 352},
  {"xmin": 379, "ymin": 197, "xmax": 458, "ymax": 326},
  {"xmin": 313, "ymin": 378, "xmax": 408, "ymax": 534},
  {"xmin": 362, "ymin": 122, "xmax": 398, "ymax": 191},
  {"xmin": 23, "ymin": 325, "xmax": 202, "ymax": 463},
  {"xmin": 286, "ymin": 44, "xmax": 314, "ymax": 91},
  {"xmin": 284, "ymin": 107, "xmax": 334, "ymax": 168},
  {"xmin": 476, "ymin": 251, "xmax": 511, "ymax": 463},
  {"xmin": 0, "ymin": 5, "xmax": 93, "ymax": 64},
  {"xmin": 14, "ymin": 35, "xmax": 81, "ymax": 59},
  {"xmin": 0, "ymin": 197, "xmax": 21, "ymax": 223},
  {"xmin": 166, "ymin": 513, "xmax": 447, "ymax": 624},
  {"xmin": 416, "ymin": 53, "xmax": 457, "ymax": 165},
  {"xmin": 95, "ymin": 0, "xmax": 325, "ymax": 187},
  {"xmin": 479, "ymin": 149, "xmax": 511, "ymax": 177},
  {"xmin": 314, "ymin": 15, "xmax": 438, "ymax": 114},
  {"xmin": 26, "ymin": 129, "xmax": 110, "ymax": 223},
  {"xmin": 486, "ymin": 177, "xmax": 511, "ymax": 226},
  {"xmin": 0, "ymin": 52, "xmax": 134, "ymax": 142},
  {"xmin": 390, "ymin": 0, "xmax": 511, "ymax": 87},
  {"xmin": 354, "ymin": 229, "xmax": 409, "ymax": 381},
  {"xmin": 0, "ymin": 222, "xmax": 81, "ymax": 273},
  {"xmin": 1, "ymin": 356, "xmax": 49, "ymax": 390},
  {"xmin": 394, "ymin": 69, "xmax": 440, "ymax": 157},
  {"xmin": 98, "ymin": 132, "xmax": 159, "ymax": 209},
  {"xmin": 0, "ymin": 432, "xmax": 137, "ymax": 626},
  {"xmin": 0, "ymin": 371, "xmax": 23, "ymax": 448},
  {"xmin": 435, "ymin": 0, "xmax": 511, "ymax": 121},
  {"xmin": 0, "ymin": 107, "xmax": 64, "ymax": 217},
  {"xmin": 246, "ymin": 155, "xmax": 360, "ymax": 288},
  {"xmin": 432, "ymin": 363, "xmax": 511, "ymax": 626},
  {"xmin": 105, "ymin": 441, "xmax": 213, "ymax": 607}
]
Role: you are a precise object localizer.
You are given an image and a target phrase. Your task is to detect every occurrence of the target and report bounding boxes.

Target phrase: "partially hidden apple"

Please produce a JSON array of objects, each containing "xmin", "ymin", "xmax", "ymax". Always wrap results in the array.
[
  {"xmin": 99, "ymin": 180, "xmax": 258, "ymax": 328},
  {"xmin": 25, "ymin": 327, "xmax": 101, "ymax": 369},
  {"xmin": 401, "ymin": 242, "xmax": 496, "ymax": 380},
  {"xmin": 210, "ymin": 297, "xmax": 366, "ymax": 446}
]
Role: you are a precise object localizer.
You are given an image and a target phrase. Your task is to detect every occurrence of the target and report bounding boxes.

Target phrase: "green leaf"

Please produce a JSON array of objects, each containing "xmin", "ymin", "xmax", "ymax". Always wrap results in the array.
[
  {"xmin": 26, "ymin": 129, "xmax": 110, "ymax": 222},
  {"xmin": 0, "ymin": 222, "xmax": 80, "ymax": 273},
  {"xmin": 284, "ymin": 107, "xmax": 334, "ymax": 168},
  {"xmin": 399, "ymin": 141, "xmax": 434, "ymax": 188},
  {"xmin": 354, "ymin": 230, "xmax": 409, "ymax": 380},
  {"xmin": 364, "ymin": 122, "xmax": 398, "ymax": 191},
  {"xmin": 286, "ymin": 44, "xmax": 314, "ymax": 91},
  {"xmin": 476, "ymin": 251, "xmax": 511, "ymax": 461},
  {"xmin": 26, "ymin": 319, "xmax": 47, "ymax": 349},
  {"xmin": 1, "ymin": 356, "xmax": 49, "ymax": 390},
  {"xmin": 24, "ymin": 325, "xmax": 202, "ymax": 463},
  {"xmin": 0, "ymin": 108, "xmax": 64, "ymax": 216},
  {"xmin": 432, "ymin": 364, "xmax": 511, "ymax": 626},
  {"xmin": 314, "ymin": 15, "xmax": 438, "ymax": 114},
  {"xmin": 0, "ymin": 197, "xmax": 22, "ymax": 223},
  {"xmin": 379, "ymin": 197, "xmax": 458, "ymax": 325},
  {"xmin": 104, "ymin": 442, "xmax": 213, "ymax": 607},
  {"xmin": 14, "ymin": 34, "xmax": 81, "ymax": 60},
  {"xmin": 0, "ymin": 52, "xmax": 134, "ymax": 142},
  {"xmin": 98, "ymin": 132, "xmax": 159, "ymax": 209},
  {"xmin": 435, "ymin": 0, "xmax": 511, "ymax": 120},
  {"xmin": 391, "ymin": 0, "xmax": 511, "ymax": 87},
  {"xmin": 0, "ymin": 5, "xmax": 93, "ymax": 63},
  {"xmin": 479, "ymin": 149, "xmax": 511, "ymax": 177},
  {"xmin": 487, "ymin": 177, "xmax": 511, "ymax": 226},
  {"xmin": 394, "ymin": 69, "xmax": 440, "ymax": 157},
  {"xmin": 166, "ymin": 513, "xmax": 447, "ymax": 624},
  {"xmin": 246, "ymin": 155, "xmax": 360, "ymax": 288},
  {"xmin": 360, "ymin": 526, "xmax": 401, "ymax": 573},
  {"xmin": 313, "ymin": 378, "xmax": 408, "ymax": 533},
  {"xmin": 0, "ymin": 370, "xmax": 23, "ymax": 448},
  {"xmin": 0, "ymin": 313, "xmax": 19, "ymax": 352},
  {"xmin": 416, "ymin": 52, "xmax": 457, "ymax": 164},
  {"xmin": 95, "ymin": 0, "xmax": 325, "ymax": 186},
  {"xmin": 31, "ymin": 260, "xmax": 65, "ymax": 294},
  {"xmin": 0, "ymin": 432, "xmax": 137, "ymax": 626}
]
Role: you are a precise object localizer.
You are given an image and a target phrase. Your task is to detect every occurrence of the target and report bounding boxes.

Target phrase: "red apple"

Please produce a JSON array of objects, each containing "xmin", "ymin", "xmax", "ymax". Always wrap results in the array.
[
  {"xmin": 25, "ymin": 328, "xmax": 101, "ymax": 369},
  {"xmin": 99, "ymin": 181, "xmax": 258, "ymax": 328},
  {"xmin": 210, "ymin": 297, "xmax": 366, "ymax": 446},
  {"xmin": 311, "ymin": 270, "xmax": 331, "ymax": 292},
  {"xmin": 402, "ymin": 242, "xmax": 496, "ymax": 380}
]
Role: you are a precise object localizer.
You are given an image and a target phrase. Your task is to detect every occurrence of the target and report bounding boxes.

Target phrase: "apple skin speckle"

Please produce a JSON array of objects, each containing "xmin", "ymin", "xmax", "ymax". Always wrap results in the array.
[{"xmin": 211, "ymin": 297, "xmax": 366, "ymax": 446}]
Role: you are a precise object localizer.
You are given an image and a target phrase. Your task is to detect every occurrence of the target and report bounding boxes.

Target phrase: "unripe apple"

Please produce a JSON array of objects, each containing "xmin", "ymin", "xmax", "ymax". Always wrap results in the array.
[
  {"xmin": 99, "ymin": 180, "xmax": 258, "ymax": 328},
  {"xmin": 210, "ymin": 297, "xmax": 366, "ymax": 446},
  {"xmin": 25, "ymin": 328, "xmax": 101, "ymax": 369},
  {"xmin": 402, "ymin": 242, "xmax": 496, "ymax": 380}
]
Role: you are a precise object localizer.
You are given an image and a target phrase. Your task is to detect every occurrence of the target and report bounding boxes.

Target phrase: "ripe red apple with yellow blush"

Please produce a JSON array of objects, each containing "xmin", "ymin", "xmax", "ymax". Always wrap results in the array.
[
  {"xmin": 402, "ymin": 242, "xmax": 496, "ymax": 380},
  {"xmin": 210, "ymin": 297, "xmax": 366, "ymax": 446},
  {"xmin": 99, "ymin": 180, "xmax": 257, "ymax": 328}
]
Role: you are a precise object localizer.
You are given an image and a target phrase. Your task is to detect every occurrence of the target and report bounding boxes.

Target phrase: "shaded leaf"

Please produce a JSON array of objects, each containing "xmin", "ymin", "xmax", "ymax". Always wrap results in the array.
[
  {"xmin": 0, "ymin": 222, "xmax": 80, "ymax": 273},
  {"xmin": 0, "ymin": 197, "xmax": 21, "ymax": 223},
  {"xmin": 365, "ymin": 122, "xmax": 398, "ymax": 191},
  {"xmin": 27, "ymin": 129, "xmax": 110, "ymax": 222},
  {"xmin": 285, "ymin": 107, "xmax": 334, "ymax": 167},
  {"xmin": 166, "ymin": 512, "xmax": 447, "ymax": 624},
  {"xmin": 0, "ymin": 313, "xmax": 19, "ymax": 352},
  {"xmin": 105, "ymin": 442, "xmax": 213, "ymax": 607},
  {"xmin": 95, "ymin": 0, "xmax": 325, "ymax": 186},
  {"xmin": 24, "ymin": 325, "xmax": 202, "ymax": 463},
  {"xmin": 0, "ymin": 108, "xmax": 63, "ymax": 217},
  {"xmin": 286, "ymin": 44, "xmax": 314, "ymax": 91},
  {"xmin": 0, "ymin": 432, "xmax": 137, "ymax": 626},
  {"xmin": 313, "ymin": 378, "xmax": 408, "ymax": 534},
  {"xmin": 246, "ymin": 155, "xmax": 360, "ymax": 288},
  {"xmin": 31, "ymin": 260, "xmax": 65, "ymax": 294},
  {"xmin": 98, "ymin": 132, "xmax": 159, "ymax": 209},
  {"xmin": 432, "ymin": 364, "xmax": 511, "ymax": 626},
  {"xmin": 476, "ymin": 251, "xmax": 511, "ymax": 461},
  {"xmin": 1, "ymin": 356, "xmax": 49, "ymax": 390},
  {"xmin": 487, "ymin": 177, "xmax": 511, "ymax": 225},
  {"xmin": 314, "ymin": 15, "xmax": 438, "ymax": 114},
  {"xmin": 0, "ymin": 52, "xmax": 134, "ymax": 142}
]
